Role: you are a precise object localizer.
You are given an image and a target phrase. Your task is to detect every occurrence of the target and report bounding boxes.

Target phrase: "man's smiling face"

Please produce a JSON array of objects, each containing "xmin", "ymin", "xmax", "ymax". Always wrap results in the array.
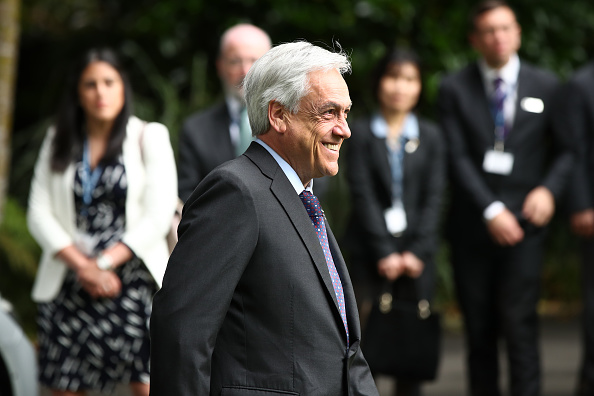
[{"xmin": 284, "ymin": 68, "xmax": 352, "ymax": 185}]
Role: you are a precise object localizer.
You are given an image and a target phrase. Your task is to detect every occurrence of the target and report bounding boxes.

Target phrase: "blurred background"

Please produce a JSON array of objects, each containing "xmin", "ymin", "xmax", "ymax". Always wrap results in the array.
[{"xmin": 1, "ymin": 0, "xmax": 594, "ymax": 337}]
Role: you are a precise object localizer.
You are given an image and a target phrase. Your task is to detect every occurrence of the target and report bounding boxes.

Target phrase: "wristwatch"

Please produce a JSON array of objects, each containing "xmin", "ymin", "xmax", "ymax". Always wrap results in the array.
[{"xmin": 96, "ymin": 253, "xmax": 114, "ymax": 271}]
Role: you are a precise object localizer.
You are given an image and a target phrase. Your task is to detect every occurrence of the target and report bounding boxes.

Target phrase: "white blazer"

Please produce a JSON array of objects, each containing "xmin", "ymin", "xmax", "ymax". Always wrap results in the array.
[{"xmin": 28, "ymin": 116, "xmax": 178, "ymax": 302}]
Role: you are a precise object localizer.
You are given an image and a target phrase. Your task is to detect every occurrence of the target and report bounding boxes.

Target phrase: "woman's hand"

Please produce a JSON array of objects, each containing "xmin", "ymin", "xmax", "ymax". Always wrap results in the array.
[
  {"xmin": 77, "ymin": 264, "xmax": 122, "ymax": 298},
  {"xmin": 377, "ymin": 253, "xmax": 405, "ymax": 281},
  {"xmin": 402, "ymin": 251, "xmax": 424, "ymax": 278}
]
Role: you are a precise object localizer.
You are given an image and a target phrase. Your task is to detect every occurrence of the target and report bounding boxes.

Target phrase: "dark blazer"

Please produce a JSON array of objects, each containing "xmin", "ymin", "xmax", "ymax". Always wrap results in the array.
[
  {"xmin": 557, "ymin": 61, "xmax": 594, "ymax": 214},
  {"xmin": 438, "ymin": 61, "xmax": 574, "ymax": 237},
  {"xmin": 150, "ymin": 142, "xmax": 379, "ymax": 396},
  {"xmin": 178, "ymin": 101, "xmax": 235, "ymax": 202},
  {"xmin": 345, "ymin": 117, "xmax": 445, "ymax": 265}
]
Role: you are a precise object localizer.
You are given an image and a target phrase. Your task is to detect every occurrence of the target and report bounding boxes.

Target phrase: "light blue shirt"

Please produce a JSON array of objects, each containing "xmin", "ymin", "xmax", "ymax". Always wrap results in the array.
[
  {"xmin": 478, "ymin": 53, "xmax": 520, "ymax": 130},
  {"xmin": 370, "ymin": 112, "xmax": 419, "ymax": 201},
  {"xmin": 370, "ymin": 112, "xmax": 419, "ymax": 141},
  {"xmin": 255, "ymin": 139, "xmax": 313, "ymax": 195}
]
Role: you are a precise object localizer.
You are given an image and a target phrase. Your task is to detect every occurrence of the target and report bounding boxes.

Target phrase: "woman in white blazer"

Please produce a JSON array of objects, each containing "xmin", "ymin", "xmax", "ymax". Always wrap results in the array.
[{"xmin": 27, "ymin": 48, "xmax": 177, "ymax": 396}]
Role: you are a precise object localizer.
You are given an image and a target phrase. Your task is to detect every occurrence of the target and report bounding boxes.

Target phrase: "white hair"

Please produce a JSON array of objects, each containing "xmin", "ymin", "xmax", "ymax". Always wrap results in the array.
[{"xmin": 243, "ymin": 41, "xmax": 351, "ymax": 136}]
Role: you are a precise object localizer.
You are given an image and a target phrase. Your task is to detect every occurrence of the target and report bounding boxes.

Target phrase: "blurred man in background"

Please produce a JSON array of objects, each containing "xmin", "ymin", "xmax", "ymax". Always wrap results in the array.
[
  {"xmin": 177, "ymin": 23, "xmax": 271, "ymax": 202},
  {"xmin": 438, "ymin": 1, "xmax": 574, "ymax": 395}
]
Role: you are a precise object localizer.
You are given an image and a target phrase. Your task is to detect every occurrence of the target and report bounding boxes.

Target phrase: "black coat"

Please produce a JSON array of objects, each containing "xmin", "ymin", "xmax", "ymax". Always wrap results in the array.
[
  {"xmin": 344, "ymin": 116, "xmax": 446, "ymax": 266},
  {"xmin": 438, "ymin": 62, "xmax": 574, "ymax": 238},
  {"xmin": 177, "ymin": 101, "xmax": 235, "ymax": 202}
]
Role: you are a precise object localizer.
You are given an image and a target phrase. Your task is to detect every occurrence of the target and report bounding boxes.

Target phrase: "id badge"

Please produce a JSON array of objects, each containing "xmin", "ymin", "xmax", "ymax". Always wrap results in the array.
[
  {"xmin": 384, "ymin": 200, "xmax": 407, "ymax": 236},
  {"xmin": 483, "ymin": 150, "xmax": 514, "ymax": 175}
]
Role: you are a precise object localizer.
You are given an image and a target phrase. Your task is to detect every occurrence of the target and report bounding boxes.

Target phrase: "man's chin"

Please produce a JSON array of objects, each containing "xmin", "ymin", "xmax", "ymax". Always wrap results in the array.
[{"xmin": 224, "ymin": 86, "xmax": 245, "ymax": 104}]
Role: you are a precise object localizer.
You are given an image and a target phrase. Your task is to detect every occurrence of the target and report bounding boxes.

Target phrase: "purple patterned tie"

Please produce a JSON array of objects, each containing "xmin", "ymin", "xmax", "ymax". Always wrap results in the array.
[
  {"xmin": 492, "ymin": 77, "xmax": 508, "ymax": 141},
  {"xmin": 299, "ymin": 190, "xmax": 349, "ymax": 346}
]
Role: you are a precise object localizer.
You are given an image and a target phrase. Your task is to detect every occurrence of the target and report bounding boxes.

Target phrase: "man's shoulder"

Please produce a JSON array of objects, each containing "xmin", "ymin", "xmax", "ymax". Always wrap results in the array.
[
  {"xmin": 212, "ymin": 145, "xmax": 275, "ymax": 183},
  {"xmin": 440, "ymin": 63, "xmax": 480, "ymax": 91},
  {"xmin": 182, "ymin": 101, "xmax": 229, "ymax": 132},
  {"xmin": 518, "ymin": 60, "xmax": 558, "ymax": 85},
  {"xmin": 571, "ymin": 61, "xmax": 594, "ymax": 85},
  {"xmin": 442, "ymin": 62, "xmax": 478, "ymax": 81}
]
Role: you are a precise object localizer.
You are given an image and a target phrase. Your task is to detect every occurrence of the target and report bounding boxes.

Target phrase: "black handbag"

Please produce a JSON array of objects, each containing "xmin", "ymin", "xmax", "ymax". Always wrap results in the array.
[{"xmin": 362, "ymin": 280, "xmax": 441, "ymax": 381}]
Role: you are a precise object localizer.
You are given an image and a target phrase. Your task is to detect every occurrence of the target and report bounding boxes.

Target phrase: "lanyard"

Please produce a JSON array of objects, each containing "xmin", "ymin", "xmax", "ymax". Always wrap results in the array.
[
  {"xmin": 387, "ymin": 135, "xmax": 407, "ymax": 202},
  {"xmin": 81, "ymin": 139, "xmax": 103, "ymax": 207}
]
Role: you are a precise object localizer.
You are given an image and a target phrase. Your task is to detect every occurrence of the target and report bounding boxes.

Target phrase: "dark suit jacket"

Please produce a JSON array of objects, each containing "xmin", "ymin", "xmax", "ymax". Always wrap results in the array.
[
  {"xmin": 150, "ymin": 142, "xmax": 379, "ymax": 396},
  {"xmin": 556, "ymin": 61, "xmax": 594, "ymax": 214},
  {"xmin": 178, "ymin": 101, "xmax": 235, "ymax": 202},
  {"xmin": 344, "ymin": 117, "xmax": 445, "ymax": 265},
  {"xmin": 438, "ymin": 61, "xmax": 574, "ymax": 238}
]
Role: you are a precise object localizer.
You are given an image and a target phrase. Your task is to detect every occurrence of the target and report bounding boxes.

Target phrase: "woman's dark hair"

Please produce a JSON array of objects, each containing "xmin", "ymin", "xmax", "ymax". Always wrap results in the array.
[
  {"xmin": 51, "ymin": 48, "xmax": 133, "ymax": 172},
  {"xmin": 371, "ymin": 46, "xmax": 422, "ymax": 109}
]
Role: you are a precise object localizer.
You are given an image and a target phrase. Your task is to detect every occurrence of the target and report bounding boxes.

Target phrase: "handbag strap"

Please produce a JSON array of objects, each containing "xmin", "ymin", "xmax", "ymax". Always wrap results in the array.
[{"xmin": 380, "ymin": 278, "xmax": 432, "ymax": 319}]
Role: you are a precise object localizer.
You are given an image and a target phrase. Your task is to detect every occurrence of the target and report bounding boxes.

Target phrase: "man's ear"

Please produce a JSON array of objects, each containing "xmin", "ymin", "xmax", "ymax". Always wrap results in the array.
[{"xmin": 268, "ymin": 100, "xmax": 287, "ymax": 133}]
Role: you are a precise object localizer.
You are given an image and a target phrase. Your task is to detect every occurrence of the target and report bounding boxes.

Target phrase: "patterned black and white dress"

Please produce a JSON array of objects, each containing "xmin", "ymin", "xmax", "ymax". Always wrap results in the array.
[{"xmin": 37, "ymin": 156, "xmax": 157, "ymax": 392}]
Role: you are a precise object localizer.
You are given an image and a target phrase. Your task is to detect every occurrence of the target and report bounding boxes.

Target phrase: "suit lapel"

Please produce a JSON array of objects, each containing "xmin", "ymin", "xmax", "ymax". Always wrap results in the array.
[
  {"xmin": 507, "ymin": 64, "xmax": 530, "ymax": 147},
  {"xmin": 214, "ymin": 102, "xmax": 236, "ymax": 161},
  {"xmin": 370, "ymin": 134, "xmax": 392, "ymax": 199},
  {"xmin": 271, "ymin": 177, "xmax": 341, "ymax": 311},
  {"xmin": 244, "ymin": 144, "xmax": 341, "ymax": 316},
  {"xmin": 468, "ymin": 64, "xmax": 496, "ymax": 141}
]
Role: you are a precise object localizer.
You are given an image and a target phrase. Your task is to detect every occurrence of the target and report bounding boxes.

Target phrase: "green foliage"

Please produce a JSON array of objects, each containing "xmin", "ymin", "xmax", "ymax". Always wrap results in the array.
[
  {"xmin": 0, "ymin": 197, "xmax": 39, "ymax": 278},
  {"xmin": 3, "ymin": 0, "xmax": 592, "ymax": 326},
  {"xmin": 0, "ymin": 197, "xmax": 39, "ymax": 336}
]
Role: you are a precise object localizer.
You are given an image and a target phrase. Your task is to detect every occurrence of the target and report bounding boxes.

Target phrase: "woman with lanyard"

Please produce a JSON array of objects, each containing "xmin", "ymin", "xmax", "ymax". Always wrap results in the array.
[
  {"xmin": 27, "ymin": 48, "xmax": 177, "ymax": 396},
  {"xmin": 344, "ymin": 47, "xmax": 445, "ymax": 396}
]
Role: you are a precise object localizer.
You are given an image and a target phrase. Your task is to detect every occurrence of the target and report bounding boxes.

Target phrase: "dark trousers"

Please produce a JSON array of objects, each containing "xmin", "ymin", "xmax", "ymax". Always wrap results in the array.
[
  {"xmin": 451, "ymin": 231, "xmax": 544, "ymax": 396},
  {"xmin": 578, "ymin": 239, "xmax": 594, "ymax": 396}
]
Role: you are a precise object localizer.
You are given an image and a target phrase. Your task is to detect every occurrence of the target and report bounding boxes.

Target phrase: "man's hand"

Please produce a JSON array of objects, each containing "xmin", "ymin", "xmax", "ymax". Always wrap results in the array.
[
  {"xmin": 377, "ymin": 253, "xmax": 404, "ymax": 281},
  {"xmin": 571, "ymin": 209, "xmax": 594, "ymax": 238},
  {"xmin": 522, "ymin": 186, "xmax": 555, "ymax": 227},
  {"xmin": 402, "ymin": 251, "xmax": 424, "ymax": 278},
  {"xmin": 487, "ymin": 208, "xmax": 524, "ymax": 246}
]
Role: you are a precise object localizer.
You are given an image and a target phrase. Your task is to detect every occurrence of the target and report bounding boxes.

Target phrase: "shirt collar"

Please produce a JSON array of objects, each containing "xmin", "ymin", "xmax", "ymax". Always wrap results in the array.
[
  {"xmin": 478, "ymin": 53, "xmax": 520, "ymax": 88},
  {"xmin": 255, "ymin": 139, "xmax": 313, "ymax": 194},
  {"xmin": 370, "ymin": 112, "xmax": 419, "ymax": 141}
]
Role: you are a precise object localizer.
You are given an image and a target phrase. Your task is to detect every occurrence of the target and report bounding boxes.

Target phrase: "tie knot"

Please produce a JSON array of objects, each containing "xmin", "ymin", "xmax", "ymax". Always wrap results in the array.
[
  {"xmin": 299, "ymin": 191, "xmax": 324, "ymax": 218},
  {"xmin": 493, "ymin": 77, "xmax": 504, "ymax": 89}
]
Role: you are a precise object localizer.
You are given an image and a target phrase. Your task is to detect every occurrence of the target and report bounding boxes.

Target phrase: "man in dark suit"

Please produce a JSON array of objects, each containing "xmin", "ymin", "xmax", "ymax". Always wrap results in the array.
[
  {"xmin": 438, "ymin": 1, "xmax": 574, "ymax": 395},
  {"xmin": 150, "ymin": 41, "xmax": 379, "ymax": 396},
  {"xmin": 177, "ymin": 23, "xmax": 271, "ymax": 202},
  {"xmin": 558, "ymin": 61, "xmax": 594, "ymax": 396}
]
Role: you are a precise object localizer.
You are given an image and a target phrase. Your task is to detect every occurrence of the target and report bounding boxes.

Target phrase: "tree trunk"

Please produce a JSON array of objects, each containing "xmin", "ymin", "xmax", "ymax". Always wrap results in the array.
[{"xmin": 0, "ymin": 0, "xmax": 21, "ymax": 224}]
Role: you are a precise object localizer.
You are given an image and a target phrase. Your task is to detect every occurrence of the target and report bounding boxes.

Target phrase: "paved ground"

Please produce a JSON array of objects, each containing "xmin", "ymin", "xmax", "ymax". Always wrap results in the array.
[
  {"xmin": 41, "ymin": 317, "xmax": 582, "ymax": 396},
  {"xmin": 376, "ymin": 317, "xmax": 582, "ymax": 396}
]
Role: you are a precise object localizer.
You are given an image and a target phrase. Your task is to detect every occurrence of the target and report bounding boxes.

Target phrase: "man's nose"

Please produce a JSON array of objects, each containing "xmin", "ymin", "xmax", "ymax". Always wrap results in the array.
[
  {"xmin": 334, "ymin": 119, "xmax": 351, "ymax": 139},
  {"xmin": 241, "ymin": 60, "xmax": 254, "ymax": 76}
]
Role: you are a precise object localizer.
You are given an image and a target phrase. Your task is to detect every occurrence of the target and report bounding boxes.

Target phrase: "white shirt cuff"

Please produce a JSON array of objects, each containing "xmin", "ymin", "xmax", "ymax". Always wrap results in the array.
[{"xmin": 483, "ymin": 201, "xmax": 505, "ymax": 221}]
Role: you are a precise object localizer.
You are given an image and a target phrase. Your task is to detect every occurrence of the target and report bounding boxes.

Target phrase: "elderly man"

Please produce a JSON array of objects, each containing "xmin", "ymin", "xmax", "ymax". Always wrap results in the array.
[
  {"xmin": 150, "ymin": 41, "xmax": 379, "ymax": 396},
  {"xmin": 177, "ymin": 23, "xmax": 272, "ymax": 202},
  {"xmin": 438, "ymin": 1, "xmax": 573, "ymax": 395}
]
